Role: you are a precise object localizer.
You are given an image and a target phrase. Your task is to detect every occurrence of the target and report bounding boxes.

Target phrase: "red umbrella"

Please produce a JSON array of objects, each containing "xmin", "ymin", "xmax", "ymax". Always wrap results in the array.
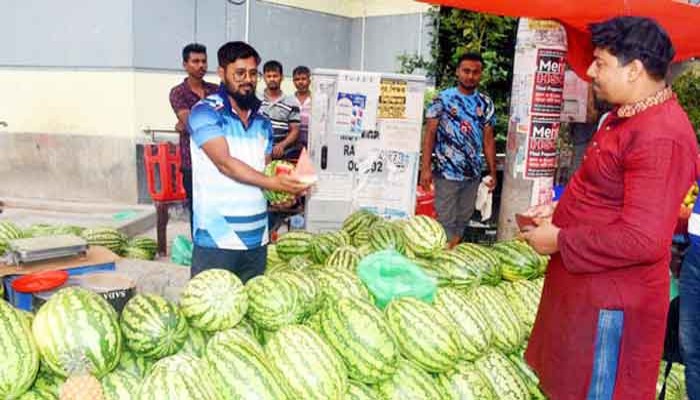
[{"xmin": 421, "ymin": 0, "xmax": 700, "ymax": 79}]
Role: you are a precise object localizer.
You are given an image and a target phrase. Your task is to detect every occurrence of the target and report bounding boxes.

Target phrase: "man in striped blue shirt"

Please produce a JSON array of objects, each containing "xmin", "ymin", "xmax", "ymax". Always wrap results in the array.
[{"xmin": 188, "ymin": 42, "xmax": 308, "ymax": 282}]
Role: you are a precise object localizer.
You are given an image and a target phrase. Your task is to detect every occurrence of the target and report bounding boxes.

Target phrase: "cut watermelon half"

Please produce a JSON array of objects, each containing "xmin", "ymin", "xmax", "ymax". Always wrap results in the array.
[{"xmin": 292, "ymin": 147, "xmax": 317, "ymax": 184}]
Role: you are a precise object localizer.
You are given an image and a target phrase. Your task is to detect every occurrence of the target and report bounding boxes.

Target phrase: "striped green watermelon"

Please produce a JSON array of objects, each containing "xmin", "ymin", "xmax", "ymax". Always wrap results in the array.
[
  {"xmin": 127, "ymin": 237, "xmax": 157, "ymax": 253},
  {"xmin": 351, "ymin": 228, "xmax": 372, "ymax": 248},
  {"xmin": 277, "ymin": 270, "xmax": 321, "ymax": 317},
  {"xmin": 657, "ymin": 361, "xmax": 686, "ymax": 400},
  {"xmin": 123, "ymin": 246, "xmax": 154, "ymax": 260},
  {"xmin": 313, "ymin": 267, "xmax": 371, "ymax": 303},
  {"xmin": 266, "ymin": 244, "xmax": 284, "ymax": 267},
  {"xmin": 116, "ymin": 349, "xmax": 153, "ymax": 379},
  {"xmin": 385, "ymin": 297, "xmax": 461, "ymax": 373},
  {"xmin": 369, "ymin": 223, "xmax": 406, "ymax": 254},
  {"xmin": 346, "ymin": 381, "xmax": 381, "ymax": 400},
  {"xmin": 23, "ymin": 224, "xmax": 55, "ymax": 238},
  {"xmin": 454, "ymin": 243, "xmax": 503, "ymax": 285},
  {"xmin": 16, "ymin": 388, "xmax": 56, "ymax": 400},
  {"xmin": 434, "ymin": 287, "xmax": 491, "ymax": 361},
  {"xmin": 52, "ymin": 225, "xmax": 86, "ymax": 236},
  {"xmin": 178, "ymin": 327, "xmax": 211, "ymax": 358},
  {"xmin": 320, "ymin": 296, "xmax": 398, "ymax": 384},
  {"xmin": 492, "ymin": 241, "xmax": 541, "ymax": 281},
  {"xmin": 205, "ymin": 328, "xmax": 291, "ymax": 400},
  {"xmin": 125, "ymin": 237, "xmax": 157, "ymax": 260},
  {"xmin": 403, "ymin": 215, "xmax": 447, "ymax": 258},
  {"xmin": 288, "ymin": 255, "xmax": 313, "ymax": 270},
  {"xmin": 265, "ymin": 325, "xmax": 347, "ymax": 400},
  {"xmin": 507, "ymin": 354, "xmax": 547, "ymax": 399},
  {"xmin": 437, "ymin": 361, "xmax": 496, "ymax": 400},
  {"xmin": 356, "ymin": 245, "xmax": 373, "ymax": 258},
  {"xmin": 180, "ymin": 269, "xmax": 248, "ymax": 332},
  {"xmin": 136, "ymin": 354, "xmax": 220, "ymax": 400},
  {"xmin": 475, "ymin": 351, "xmax": 530, "ymax": 400},
  {"xmin": 232, "ymin": 318, "xmax": 260, "ymax": 341},
  {"xmin": 32, "ymin": 287, "xmax": 121, "ymax": 378},
  {"xmin": 377, "ymin": 358, "xmax": 444, "ymax": 400},
  {"xmin": 0, "ymin": 220, "xmax": 24, "ymax": 255},
  {"xmin": 275, "ymin": 231, "xmax": 314, "ymax": 261},
  {"xmin": 0, "ymin": 299, "xmax": 40, "ymax": 399},
  {"xmin": 29, "ymin": 367, "xmax": 63, "ymax": 399},
  {"xmin": 342, "ymin": 210, "xmax": 380, "ymax": 237},
  {"xmin": 424, "ymin": 250, "xmax": 481, "ymax": 289},
  {"xmin": 469, "ymin": 286, "xmax": 526, "ymax": 353},
  {"xmin": 264, "ymin": 262, "xmax": 291, "ymax": 276},
  {"xmin": 303, "ymin": 308, "xmax": 325, "ymax": 335},
  {"xmin": 81, "ymin": 227, "xmax": 127, "ymax": 254},
  {"xmin": 246, "ymin": 275, "xmax": 303, "ymax": 330},
  {"xmin": 120, "ymin": 294, "xmax": 189, "ymax": 359},
  {"xmin": 101, "ymin": 370, "xmax": 140, "ymax": 400},
  {"xmin": 310, "ymin": 232, "xmax": 348, "ymax": 264},
  {"xmin": 500, "ymin": 280, "xmax": 542, "ymax": 330},
  {"xmin": 325, "ymin": 245, "xmax": 361, "ymax": 270},
  {"xmin": 263, "ymin": 160, "xmax": 296, "ymax": 203}
]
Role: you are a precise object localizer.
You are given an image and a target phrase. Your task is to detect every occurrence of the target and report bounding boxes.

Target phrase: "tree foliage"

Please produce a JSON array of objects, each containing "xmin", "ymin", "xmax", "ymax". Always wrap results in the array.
[
  {"xmin": 673, "ymin": 66, "xmax": 700, "ymax": 141},
  {"xmin": 398, "ymin": 7, "xmax": 518, "ymax": 145}
]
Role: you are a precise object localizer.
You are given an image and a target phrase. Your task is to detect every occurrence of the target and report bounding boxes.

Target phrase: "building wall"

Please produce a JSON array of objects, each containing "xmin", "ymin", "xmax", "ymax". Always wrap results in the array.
[
  {"xmin": 0, "ymin": 0, "xmax": 133, "ymax": 68},
  {"xmin": 0, "ymin": 0, "xmax": 433, "ymax": 203}
]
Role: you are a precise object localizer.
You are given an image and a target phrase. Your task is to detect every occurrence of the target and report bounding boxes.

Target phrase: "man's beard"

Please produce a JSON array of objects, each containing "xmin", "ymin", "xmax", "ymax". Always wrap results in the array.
[
  {"xmin": 227, "ymin": 84, "xmax": 257, "ymax": 110},
  {"xmin": 458, "ymin": 81, "xmax": 477, "ymax": 91}
]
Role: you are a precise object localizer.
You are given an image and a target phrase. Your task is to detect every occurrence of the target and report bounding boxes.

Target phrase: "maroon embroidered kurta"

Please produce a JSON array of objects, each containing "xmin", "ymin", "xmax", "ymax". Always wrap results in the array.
[{"xmin": 526, "ymin": 94, "xmax": 697, "ymax": 400}]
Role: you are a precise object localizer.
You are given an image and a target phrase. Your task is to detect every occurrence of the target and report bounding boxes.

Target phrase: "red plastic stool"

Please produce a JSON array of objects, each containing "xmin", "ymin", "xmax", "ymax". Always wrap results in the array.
[{"xmin": 144, "ymin": 143, "xmax": 187, "ymax": 256}]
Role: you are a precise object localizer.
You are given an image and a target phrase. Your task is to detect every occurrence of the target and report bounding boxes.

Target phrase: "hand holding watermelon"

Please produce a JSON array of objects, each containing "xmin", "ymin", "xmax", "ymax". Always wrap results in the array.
[{"xmin": 263, "ymin": 148, "xmax": 317, "ymax": 206}]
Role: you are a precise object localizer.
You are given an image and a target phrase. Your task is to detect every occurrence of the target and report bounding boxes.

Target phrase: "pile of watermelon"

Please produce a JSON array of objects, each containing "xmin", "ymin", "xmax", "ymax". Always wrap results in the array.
[
  {"xmin": 0, "ymin": 211, "xmax": 562, "ymax": 400},
  {"xmin": 2, "ymin": 210, "xmax": 686, "ymax": 399},
  {"xmin": 0, "ymin": 220, "xmax": 158, "ymax": 260}
]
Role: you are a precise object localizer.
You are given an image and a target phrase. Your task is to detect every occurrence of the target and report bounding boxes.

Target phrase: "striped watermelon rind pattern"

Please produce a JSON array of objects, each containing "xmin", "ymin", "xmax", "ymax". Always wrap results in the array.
[
  {"xmin": 265, "ymin": 325, "xmax": 347, "ymax": 400},
  {"xmin": 402, "ymin": 215, "xmax": 447, "ymax": 257},
  {"xmin": 180, "ymin": 269, "xmax": 248, "ymax": 332},
  {"xmin": 206, "ymin": 328, "xmax": 291, "ymax": 400},
  {"xmin": 0, "ymin": 299, "xmax": 40, "ymax": 399},
  {"xmin": 120, "ymin": 294, "xmax": 189, "ymax": 360},
  {"xmin": 32, "ymin": 287, "xmax": 121, "ymax": 378},
  {"xmin": 385, "ymin": 297, "xmax": 461, "ymax": 373},
  {"xmin": 320, "ymin": 297, "xmax": 398, "ymax": 384}
]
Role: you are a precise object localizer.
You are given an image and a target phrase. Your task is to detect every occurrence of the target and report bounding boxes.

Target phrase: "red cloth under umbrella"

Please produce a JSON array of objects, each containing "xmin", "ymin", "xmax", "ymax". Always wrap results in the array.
[{"xmin": 421, "ymin": 0, "xmax": 700, "ymax": 79}]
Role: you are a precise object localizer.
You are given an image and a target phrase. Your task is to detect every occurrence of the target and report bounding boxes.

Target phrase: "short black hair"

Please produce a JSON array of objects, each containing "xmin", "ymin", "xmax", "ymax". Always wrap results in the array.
[
  {"xmin": 293, "ymin": 66, "xmax": 311, "ymax": 76},
  {"xmin": 182, "ymin": 43, "xmax": 206, "ymax": 62},
  {"xmin": 457, "ymin": 52, "xmax": 484, "ymax": 67},
  {"xmin": 590, "ymin": 16, "xmax": 675, "ymax": 80},
  {"xmin": 263, "ymin": 60, "xmax": 284, "ymax": 75},
  {"xmin": 217, "ymin": 41, "xmax": 261, "ymax": 69}
]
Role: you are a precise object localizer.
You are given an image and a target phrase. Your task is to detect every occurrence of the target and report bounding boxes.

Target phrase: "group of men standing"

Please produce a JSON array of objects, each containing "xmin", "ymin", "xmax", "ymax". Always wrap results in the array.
[{"xmin": 165, "ymin": 15, "xmax": 699, "ymax": 399}]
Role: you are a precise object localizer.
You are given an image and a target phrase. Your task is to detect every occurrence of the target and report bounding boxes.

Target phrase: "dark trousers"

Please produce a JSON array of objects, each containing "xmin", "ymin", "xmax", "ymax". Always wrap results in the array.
[
  {"xmin": 680, "ymin": 243, "xmax": 700, "ymax": 399},
  {"xmin": 182, "ymin": 167, "xmax": 193, "ymax": 234},
  {"xmin": 191, "ymin": 245, "xmax": 267, "ymax": 283}
]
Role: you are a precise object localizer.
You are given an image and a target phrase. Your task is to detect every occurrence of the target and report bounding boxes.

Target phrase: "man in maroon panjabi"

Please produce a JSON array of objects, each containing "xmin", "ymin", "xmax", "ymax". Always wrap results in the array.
[{"xmin": 522, "ymin": 17, "xmax": 697, "ymax": 400}]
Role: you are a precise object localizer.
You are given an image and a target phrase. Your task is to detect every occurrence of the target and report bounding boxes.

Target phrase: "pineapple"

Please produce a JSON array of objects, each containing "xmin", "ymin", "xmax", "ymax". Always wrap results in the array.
[
  {"xmin": 60, "ymin": 374, "xmax": 105, "ymax": 400},
  {"xmin": 58, "ymin": 351, "xmax": 105, "ymax": 400}
]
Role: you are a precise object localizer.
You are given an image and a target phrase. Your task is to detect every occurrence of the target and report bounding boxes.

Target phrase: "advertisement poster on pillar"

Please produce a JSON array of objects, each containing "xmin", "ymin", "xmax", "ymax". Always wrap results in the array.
[
  {"xmin": 525, "ymin": 117, "xmax": 560, "ymax": 178},
  {"xmin": 531, "ymin": 49, "xmax": 566, "ymax": 115}
]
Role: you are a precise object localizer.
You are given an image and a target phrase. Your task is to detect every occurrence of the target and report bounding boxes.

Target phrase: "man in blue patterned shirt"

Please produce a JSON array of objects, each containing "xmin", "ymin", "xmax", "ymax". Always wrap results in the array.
[{"xmin": 420, "ymin": 52, "xmax": 497, "ymax": 248}]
